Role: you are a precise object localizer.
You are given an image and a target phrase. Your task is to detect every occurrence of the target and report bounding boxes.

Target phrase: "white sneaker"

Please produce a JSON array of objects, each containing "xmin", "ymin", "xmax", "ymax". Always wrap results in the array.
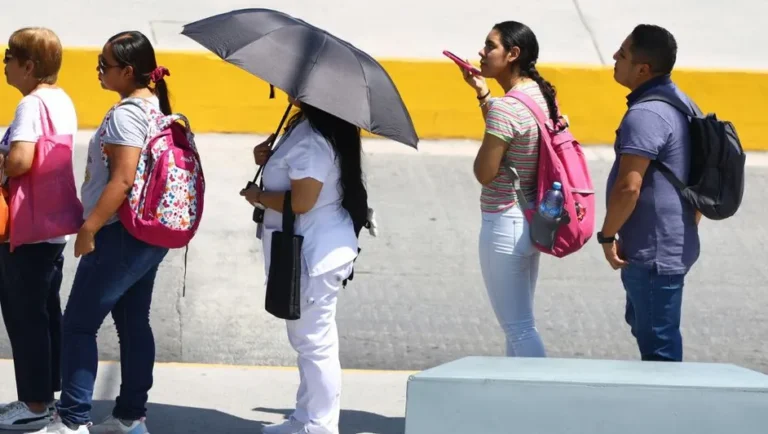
[
  {"xmin": 88, "ymin": 415, "xmax": 149, "ymax": 434},
  {"xmin": 261, "ymin": 416, "xmax": 308, "ymax": 434},
  {"xmin": 0, "ymin": 401, "xmax": 50, "ymax": 431},
  {"xmin": 26, "ymin": 414, "xmax": 90, "ymax": 433}
]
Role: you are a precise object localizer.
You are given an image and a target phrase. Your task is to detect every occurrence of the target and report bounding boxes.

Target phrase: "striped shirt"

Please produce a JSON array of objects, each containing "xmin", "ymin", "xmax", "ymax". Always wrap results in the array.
[{"xmin": 481, "ymin": 81, "xmax": 548, "ymax": 213}]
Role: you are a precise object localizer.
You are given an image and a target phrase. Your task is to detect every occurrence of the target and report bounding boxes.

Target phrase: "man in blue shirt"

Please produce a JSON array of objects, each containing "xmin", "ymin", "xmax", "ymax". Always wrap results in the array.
[{"xmin": 599, "ymin": 24, "xmax": 701, "ymax": 362}]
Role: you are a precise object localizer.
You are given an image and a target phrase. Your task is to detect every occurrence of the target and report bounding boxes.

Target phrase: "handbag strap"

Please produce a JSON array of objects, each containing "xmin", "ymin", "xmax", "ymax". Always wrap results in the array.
[
  {"xmin": 282, "ymin": 191, "xmax": 296, "ymax": 234},
  {"xmin": 30, "ymin": 94, "xmax": 56, "ymax": 137}
]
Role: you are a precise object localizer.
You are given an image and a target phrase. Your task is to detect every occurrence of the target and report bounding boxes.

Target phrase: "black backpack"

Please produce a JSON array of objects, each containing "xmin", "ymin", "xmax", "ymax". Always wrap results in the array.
[{"xmin": 636, "ymin": 93, "xmax": 746, "ymax": 220}]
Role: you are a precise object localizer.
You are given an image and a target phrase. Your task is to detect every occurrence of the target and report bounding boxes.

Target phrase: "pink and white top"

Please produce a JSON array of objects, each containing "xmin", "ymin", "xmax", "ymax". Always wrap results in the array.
[{"xmin": 481, "ymin": 81, "xmax": 548, "ymax": 213}]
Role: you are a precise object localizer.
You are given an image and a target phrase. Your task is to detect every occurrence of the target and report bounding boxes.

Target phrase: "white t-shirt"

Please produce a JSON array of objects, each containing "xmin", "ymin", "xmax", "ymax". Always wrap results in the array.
[
  {"xmin": 261, "ymin": 119, "xmax": 358, "ymax": 277},
  {"xmin": 0, "ymin": 87, "xmax": 78, "ymax": 244}
]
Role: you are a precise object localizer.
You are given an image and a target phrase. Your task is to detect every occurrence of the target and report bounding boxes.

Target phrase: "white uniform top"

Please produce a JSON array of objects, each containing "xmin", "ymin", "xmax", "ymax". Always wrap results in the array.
[{"xmin": 261, "ymin": 118, "xmax": 358, "ymax": 277}]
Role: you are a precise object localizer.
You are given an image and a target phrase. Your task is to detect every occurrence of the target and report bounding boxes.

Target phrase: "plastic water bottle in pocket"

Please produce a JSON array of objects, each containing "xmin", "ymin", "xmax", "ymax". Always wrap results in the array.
[{"xmin": 538, "ymin": 182, "xmax": 564, "ymax": 221}]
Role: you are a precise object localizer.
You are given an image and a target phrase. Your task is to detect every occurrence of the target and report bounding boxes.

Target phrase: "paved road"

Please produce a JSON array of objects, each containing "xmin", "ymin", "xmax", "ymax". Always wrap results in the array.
[
  {"xmin": 3, "ymin": 0, "xmax": 768, "ymax": 69},
  {"xmin": 0, "ymin": 133, "xmax": 766, "ymax": 374}
]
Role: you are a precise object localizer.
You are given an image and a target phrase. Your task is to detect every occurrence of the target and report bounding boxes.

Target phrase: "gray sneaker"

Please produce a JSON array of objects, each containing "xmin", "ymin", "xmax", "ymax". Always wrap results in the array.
[
  {"xmin": 0, "ymin": 401, "xmax": 51, "ymax": 431},
  {"xmin": 88, "ymin": 415, "xmax": 149, "ymax": 434}
]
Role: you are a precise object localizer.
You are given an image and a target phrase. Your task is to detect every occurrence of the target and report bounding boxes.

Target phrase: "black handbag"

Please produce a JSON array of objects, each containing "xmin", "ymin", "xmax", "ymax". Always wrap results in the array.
[{"xmin": 265, "ymin": 191, "xmax": 303, "ymax": 320}]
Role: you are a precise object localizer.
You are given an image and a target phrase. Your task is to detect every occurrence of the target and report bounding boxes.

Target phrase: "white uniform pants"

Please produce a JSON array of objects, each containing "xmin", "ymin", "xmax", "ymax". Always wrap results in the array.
[{"xmin": 287, "ymin": 261, "xmax": 353, "ymax": 434}]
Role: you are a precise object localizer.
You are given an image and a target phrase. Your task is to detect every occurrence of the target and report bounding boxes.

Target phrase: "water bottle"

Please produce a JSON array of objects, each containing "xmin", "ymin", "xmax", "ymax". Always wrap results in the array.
[{"xmin": 538, "ymin": 182, "xmax": 564, "ymax": 221}]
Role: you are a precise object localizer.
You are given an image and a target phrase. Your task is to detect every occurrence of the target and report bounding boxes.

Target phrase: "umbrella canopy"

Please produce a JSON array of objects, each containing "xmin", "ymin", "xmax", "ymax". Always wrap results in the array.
[{"xmin": 181, "ymin": 8, "xmax": 419, "ymax": 148}]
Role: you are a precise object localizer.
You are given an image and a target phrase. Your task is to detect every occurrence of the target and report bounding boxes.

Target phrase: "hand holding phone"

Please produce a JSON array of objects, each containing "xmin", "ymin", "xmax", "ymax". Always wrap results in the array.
[{"xmin": 443, "ymin": 50, "xmax": 481, "ymax": 75}]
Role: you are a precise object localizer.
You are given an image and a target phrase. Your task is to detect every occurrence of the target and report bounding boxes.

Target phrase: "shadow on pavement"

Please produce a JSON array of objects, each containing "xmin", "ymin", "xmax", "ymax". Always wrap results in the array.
[
  {"xmin": 254, "ymin": 407, "xmax": 404, "ymax": 434},
  {"xmin": 91, "ymin": 400, "xmax": 265, "ymax": 434}
]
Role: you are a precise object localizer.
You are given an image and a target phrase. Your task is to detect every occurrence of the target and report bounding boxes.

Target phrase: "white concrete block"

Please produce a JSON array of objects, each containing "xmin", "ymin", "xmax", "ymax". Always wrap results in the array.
[{"xmin": 404, "ymin": 356, "xmax": 768, "ymax": 434}]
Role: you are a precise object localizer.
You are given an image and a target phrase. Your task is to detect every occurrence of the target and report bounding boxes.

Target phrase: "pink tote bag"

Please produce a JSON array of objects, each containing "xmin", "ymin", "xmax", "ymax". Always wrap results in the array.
[{"xmin": 8, "ymin": 95, "xmax": 84, "ymax": 251}]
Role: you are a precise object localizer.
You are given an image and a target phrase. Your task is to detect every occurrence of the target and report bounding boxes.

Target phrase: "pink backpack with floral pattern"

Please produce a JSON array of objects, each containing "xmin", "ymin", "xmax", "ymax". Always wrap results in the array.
[{"xmin": 105, "ymin": 98, "xmax": 205, "ymax": 248}]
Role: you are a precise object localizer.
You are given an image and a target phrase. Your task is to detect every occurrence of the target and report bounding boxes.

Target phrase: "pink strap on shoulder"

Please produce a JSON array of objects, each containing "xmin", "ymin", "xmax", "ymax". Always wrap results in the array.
[
  {"xmin": 506, "ymin": 90, "xmax": 550, "ymax": 128},
  {"xmin": 30, "ymin": 94, "xmax": 56, "ymax": 136},
  {"xmin": 505, "ymin": 90, "xmax": 553, "ymax": 149}
]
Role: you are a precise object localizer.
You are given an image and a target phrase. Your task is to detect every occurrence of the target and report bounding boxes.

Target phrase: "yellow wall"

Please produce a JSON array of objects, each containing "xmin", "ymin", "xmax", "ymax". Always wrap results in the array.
[{"xmin": 1, "ymin": 47, "xmax": 766, "ymax": 149}]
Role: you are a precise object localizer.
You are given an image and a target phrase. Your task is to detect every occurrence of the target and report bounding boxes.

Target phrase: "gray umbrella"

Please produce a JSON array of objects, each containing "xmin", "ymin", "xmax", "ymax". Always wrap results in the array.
[{"xmin": 181, "ymin": 8, "xmax": 419, "ymax": 148}]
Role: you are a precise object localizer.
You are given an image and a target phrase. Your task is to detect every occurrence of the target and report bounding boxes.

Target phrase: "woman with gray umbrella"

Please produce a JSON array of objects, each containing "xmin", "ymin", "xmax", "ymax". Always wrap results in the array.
[
  {"xmin": 241, "ymin": 95, "xmax": 369, "ymax": 434},
  {"xmin": 184, "ymin": 10, "xmax": 415, "ymax": 433}
]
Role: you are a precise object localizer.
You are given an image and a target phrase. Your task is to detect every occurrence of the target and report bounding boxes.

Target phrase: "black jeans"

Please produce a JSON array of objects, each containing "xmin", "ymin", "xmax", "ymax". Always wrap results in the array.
[{"xmin": 0, "ymin": 242, "xmax": 65, "ymax": 403}]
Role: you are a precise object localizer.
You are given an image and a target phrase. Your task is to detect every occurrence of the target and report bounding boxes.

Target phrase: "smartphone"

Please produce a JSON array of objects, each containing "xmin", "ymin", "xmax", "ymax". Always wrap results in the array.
[
  {"xmin": 244, "ymin": 181, "xmax": 266, "ymax": 223},
  {"xmin": 442, "ymin": 50, "xmax": 481, "ymax": 75}
]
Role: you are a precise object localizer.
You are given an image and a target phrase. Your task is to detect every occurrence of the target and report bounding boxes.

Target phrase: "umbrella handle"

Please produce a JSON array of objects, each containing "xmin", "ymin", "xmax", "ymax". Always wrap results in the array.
[{"xmin": 251, "ymin": 103, "xmax": 294, "ymax": 184}]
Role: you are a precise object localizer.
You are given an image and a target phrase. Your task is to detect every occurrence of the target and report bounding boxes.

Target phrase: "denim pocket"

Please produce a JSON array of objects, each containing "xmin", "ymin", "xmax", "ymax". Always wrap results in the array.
[{"xmin": 481, "ymin": 210, "xmax": 501, "ymax": 223}]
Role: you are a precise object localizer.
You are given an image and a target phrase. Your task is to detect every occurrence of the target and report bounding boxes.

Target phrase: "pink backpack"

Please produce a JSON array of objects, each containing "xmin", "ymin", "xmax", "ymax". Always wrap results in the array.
[
  {"xmin": 504, "ymin": 90, "xmax": 595, "ymax": 258},
  {"xmin": 102, "ymin": 98, "xmax": 205, "ymax": 249}
]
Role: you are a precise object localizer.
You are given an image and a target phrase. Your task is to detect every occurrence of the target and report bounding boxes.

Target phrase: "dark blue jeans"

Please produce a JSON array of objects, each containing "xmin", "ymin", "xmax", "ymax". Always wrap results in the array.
[
  {"xmin": 56, "ymin": 222, "xmax": 168, "ymax": 426},
  {"xmin": 0, "ymin": 242, "xmax": 65, "ymax": 403},
  {"xmin": 621, "ymin": 263, "xmax": 685, "ymax": 362}
]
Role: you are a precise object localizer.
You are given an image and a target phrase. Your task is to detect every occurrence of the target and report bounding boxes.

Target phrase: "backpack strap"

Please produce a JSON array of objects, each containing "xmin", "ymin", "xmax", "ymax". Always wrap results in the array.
[
  {"xmin": 114, "ymin": 96, "xmax": 152, "ymax": 114},
  {"xmin": 506, "ymin": 90, "xmax": 552, "ymax": 129},
  {"xmin": 99, "ymin": 97, "xmax": 165, "ymax": 171},
  {"xmin": 502, "ymin": 90, "xmax": 555, "ymax": 210},
  {"xmin": 632, "ymin": 92, "xmax": 702, "ymax": 190},
  {"xmin": 634, "ymin": 93, "xmax": 704, "ymax": 118}
]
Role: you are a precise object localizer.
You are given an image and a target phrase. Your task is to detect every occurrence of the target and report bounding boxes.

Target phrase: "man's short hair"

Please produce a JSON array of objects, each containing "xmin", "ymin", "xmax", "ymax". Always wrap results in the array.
[
  {"xmin": 630, "ymin": 24, "xmax": 677, "ymax": 75},
  {"xmin": 8, "ymin": 27, "xmax": 63, "ymax": 85}
]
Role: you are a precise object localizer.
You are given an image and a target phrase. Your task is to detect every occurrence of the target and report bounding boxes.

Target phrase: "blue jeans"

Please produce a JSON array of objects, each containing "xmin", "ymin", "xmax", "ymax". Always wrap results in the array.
[
  {"xmin": 479, "ymin": 205, "xmax": 545, "ymax": 357},
  {"xmin": 621, "ymin": 263, "xmax": 685, "ymax": 362},
  {"xmin": 56, "ymin": 222, "xmax": 168, "ymax": 425}
]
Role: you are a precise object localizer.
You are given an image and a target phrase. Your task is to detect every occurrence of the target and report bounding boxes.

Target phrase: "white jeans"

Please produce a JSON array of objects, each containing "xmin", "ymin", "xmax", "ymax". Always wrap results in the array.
[
  {"xmin": 479, "ymin": 205, "xmax": 545, "ymax": 357},
  {"xmin": 286, "ymin": 261, "xmax": 354, "ymax": 434}
]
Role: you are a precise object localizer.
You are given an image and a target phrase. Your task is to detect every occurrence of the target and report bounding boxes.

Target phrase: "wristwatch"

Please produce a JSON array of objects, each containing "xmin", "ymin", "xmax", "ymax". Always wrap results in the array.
[{"xmin": 596, "ymin": 231, "xmax": 616, "ymax": 244}]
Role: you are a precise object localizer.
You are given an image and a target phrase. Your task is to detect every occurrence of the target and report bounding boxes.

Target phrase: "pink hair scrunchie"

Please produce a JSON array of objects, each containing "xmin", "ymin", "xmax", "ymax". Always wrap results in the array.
[{"xmin": 150, "ymin": 66, "xmax": 170, "ymax": 83}]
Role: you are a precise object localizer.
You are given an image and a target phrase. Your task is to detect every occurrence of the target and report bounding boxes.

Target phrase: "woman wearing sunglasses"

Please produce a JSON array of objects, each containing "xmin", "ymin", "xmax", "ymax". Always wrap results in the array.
[
  {"xmin": 32, "ymin": 30, "xmax": 172, "ymax": 434},
  {"xmin": 0, "ymin": 27, "xmax": 78, "ymax": 432}
]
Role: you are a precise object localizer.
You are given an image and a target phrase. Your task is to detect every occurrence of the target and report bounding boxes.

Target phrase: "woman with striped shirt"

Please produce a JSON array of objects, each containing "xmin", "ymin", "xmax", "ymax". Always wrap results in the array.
[{"xmin": 459, "ymin": 21, "xmax": 561, "ymax": 357}]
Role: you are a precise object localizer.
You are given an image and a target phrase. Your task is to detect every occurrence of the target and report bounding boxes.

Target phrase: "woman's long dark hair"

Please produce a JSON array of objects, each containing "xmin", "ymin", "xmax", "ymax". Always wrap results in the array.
[
  {"xmin": 285, "ymin": 104, "xmax": 368, "ymax": 234},
  {"xmin": 107, "ymin": 31, "xmax": 172, "ymax": 115},
  {"xmin": 493, "ymin": 21, "xmax": 559, "ymax": 125}
]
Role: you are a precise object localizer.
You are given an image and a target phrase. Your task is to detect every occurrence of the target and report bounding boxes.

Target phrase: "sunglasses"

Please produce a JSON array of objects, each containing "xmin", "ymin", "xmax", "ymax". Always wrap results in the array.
[
  {"xmin": 3, "ymin": 49, "xmax": 13, "ymax": 64},
  {"xmin": 97, "ymin": 55, "xmax": 121, "ymax": 74}
]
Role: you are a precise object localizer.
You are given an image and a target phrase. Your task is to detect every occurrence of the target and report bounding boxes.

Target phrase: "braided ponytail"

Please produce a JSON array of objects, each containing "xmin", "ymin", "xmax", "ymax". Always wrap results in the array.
[
  {"xmin": 524, "ymin": 65, "xmax": 559, "ymax": 125},
  {"xmin": 493, "ymin": 21, "xmax": 561, "ymax": 126}
]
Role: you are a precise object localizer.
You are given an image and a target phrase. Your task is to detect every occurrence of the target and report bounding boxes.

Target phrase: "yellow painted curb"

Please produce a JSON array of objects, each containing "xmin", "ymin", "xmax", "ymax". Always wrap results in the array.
[{"xmin": 1, "ymin": 47, "xmax": 766, "ymax": 150}]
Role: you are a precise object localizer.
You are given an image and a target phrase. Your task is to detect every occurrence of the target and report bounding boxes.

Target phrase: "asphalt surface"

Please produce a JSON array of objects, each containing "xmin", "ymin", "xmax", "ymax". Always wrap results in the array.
[
  {"xmin": 0, "ymin": 133, "xmax": 765, "ymax": 374},
  {"xmin": 2, "ymin": 0, "xmax": 767, "ymax": 69}
]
